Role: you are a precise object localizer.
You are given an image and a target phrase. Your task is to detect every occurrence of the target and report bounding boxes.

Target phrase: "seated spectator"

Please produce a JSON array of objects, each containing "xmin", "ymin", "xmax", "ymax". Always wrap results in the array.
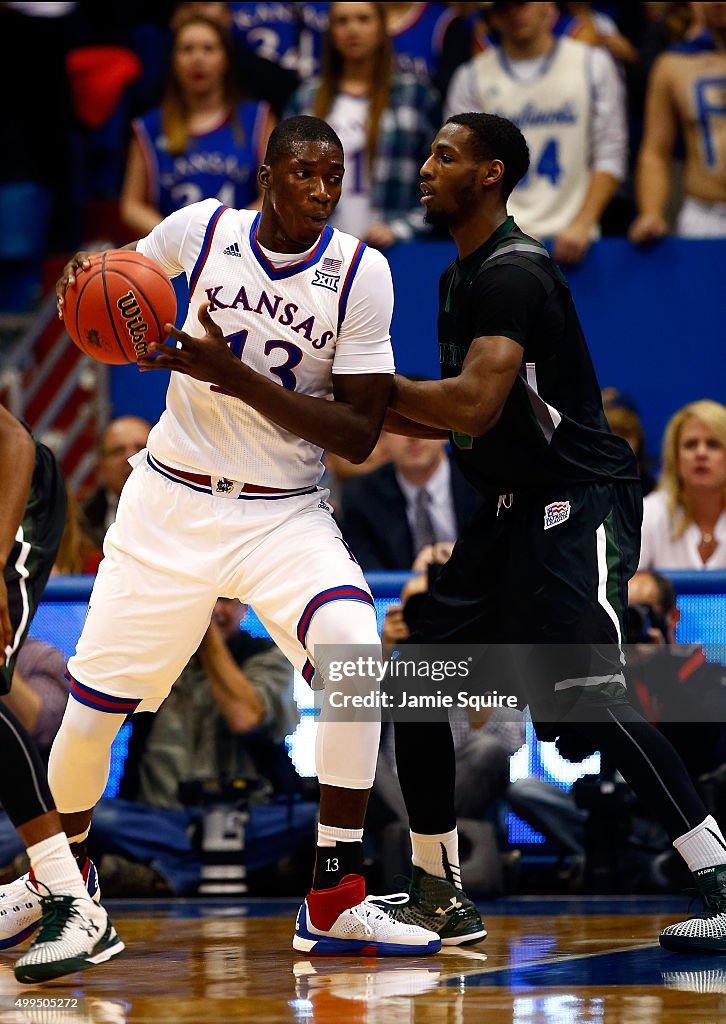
[
  {"xmin": 604, "ymin": 402, "xmax": 656, "ymax": 496},
  {"xmin": 639, "ymin": 400, "xmax": 726, "ymax": 570},
  {"xmin": 81, "ymin": 416, "xmax": 151, "ymax": 549},
  {"xmin": 625, "ymin": 569, "xmax": 726, "ymax": 891},
  {"xmin": 322, "ymin": 433, "xmax": 391, "ymax": 519},
  {"xmin": 121, "ymin": 14, "xmax": 275, "ymax": 236},
  {"xmin": 629, "ymin": 3, "xmax": 726, "ymax": 243},
  {"xmin": 341, "ymin": 431, "xmax": 481, "ymax": 570},
  {"xmin": 627, "ymin": 570, "xmax": 726, "ymax": 782},
  {"xmin": 285, "ymin": 1, "xmax": 439, "ymax": 248},
  {"xmin": 445, "ymin": 0, "xmax": 627, "ymax": 263},
  {"xmin": 89, "ymin": 598, "xmax": 315, "ymax": 895}
]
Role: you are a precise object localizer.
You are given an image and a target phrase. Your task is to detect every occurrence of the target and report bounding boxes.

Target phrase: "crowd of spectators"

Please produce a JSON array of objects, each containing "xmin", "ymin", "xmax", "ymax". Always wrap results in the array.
[{"xmin": 1, "ymin": 1, "xmax": 725, "ymax": 313}]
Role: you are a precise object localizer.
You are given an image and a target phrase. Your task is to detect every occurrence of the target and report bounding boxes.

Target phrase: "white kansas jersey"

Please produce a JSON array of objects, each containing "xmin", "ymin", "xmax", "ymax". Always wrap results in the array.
[
  {"xmin": 474, "ymin": 38, "xmax": 592, "ymax": 239},
  {"xmin": 137, "ymin": 199, "xmax": 395, "ymax": 489}
]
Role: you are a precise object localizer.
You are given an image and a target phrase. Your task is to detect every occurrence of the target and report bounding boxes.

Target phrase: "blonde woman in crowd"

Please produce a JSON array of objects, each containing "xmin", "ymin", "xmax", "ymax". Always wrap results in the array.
[{"xmin": 639, "ymin": 399, "xmax": 726, "ymax": 569}]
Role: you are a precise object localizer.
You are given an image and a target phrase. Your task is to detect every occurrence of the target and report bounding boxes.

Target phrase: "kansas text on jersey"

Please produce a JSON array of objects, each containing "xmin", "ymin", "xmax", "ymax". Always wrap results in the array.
[{"xmin": 137, "ymin": 199, "xmax": 394, "ymax": 488}]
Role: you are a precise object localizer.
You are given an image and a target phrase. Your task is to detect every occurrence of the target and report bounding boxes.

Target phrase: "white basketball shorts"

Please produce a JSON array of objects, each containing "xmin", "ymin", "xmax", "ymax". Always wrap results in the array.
[{"xmin": 67, "ymin": 452, "xmax": 374, "ymax": 712}]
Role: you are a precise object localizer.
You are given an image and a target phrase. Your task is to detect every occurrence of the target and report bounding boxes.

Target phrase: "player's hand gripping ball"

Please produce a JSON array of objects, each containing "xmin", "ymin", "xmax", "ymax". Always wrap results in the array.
[{"xmin": 61, "ymin": 250, "xmax": 177, "ymax": 365}]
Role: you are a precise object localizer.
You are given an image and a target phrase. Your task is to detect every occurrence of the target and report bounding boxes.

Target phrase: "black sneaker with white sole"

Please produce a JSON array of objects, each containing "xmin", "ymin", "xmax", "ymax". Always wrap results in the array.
[{"xmin": 659, "ymin": 863, "xmax": 726, "ymax": 954}]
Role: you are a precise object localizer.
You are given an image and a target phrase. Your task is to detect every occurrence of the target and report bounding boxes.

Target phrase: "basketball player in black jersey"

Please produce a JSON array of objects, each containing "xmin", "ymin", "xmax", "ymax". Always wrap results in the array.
[
  {"xmin": 0, "ymin": 406, "xmax": 122, "ymax": 981},
  {"xmin": 383, "ymin": 113, "xmax": 726, "ymax": 953}
]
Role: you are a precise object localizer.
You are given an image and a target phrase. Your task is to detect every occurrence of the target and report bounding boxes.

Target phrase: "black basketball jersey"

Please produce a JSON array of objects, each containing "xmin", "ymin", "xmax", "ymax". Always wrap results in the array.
[{"xmin": 438, "ymin": 217, "xmax": 638, "ymax": 498}]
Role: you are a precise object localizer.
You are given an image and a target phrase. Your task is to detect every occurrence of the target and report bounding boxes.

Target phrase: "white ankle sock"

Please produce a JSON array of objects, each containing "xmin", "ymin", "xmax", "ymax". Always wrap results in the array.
[
  {"xmin": 674, "ymin": 816, "xmax": 726, "ymax": 872},
  {"xmin": 27, "ymin": 834, "xmax": 89, "ymax": 900},
  {"xmin": 410, "ymin": 828, "xmax": 461, "ymax": 889},
  {"xmin": 317, "ymin": 823, "xmax": 363, "ymax": 847}
]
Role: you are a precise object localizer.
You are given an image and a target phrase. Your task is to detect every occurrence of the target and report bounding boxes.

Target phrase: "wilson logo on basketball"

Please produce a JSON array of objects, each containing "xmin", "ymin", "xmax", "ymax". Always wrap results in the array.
[{"xmin": 117, "ymin": 290, "xmax": 150, "ymax": 358}]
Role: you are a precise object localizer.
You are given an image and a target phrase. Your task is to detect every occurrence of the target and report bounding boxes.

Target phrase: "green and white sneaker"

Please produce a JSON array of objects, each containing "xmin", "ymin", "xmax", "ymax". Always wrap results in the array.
[
  {"xmin": 373, "ymin": 867, "xmax": 487, "ymax": 946},
  {"xmin": 659, "ymin": 863, "xmax": 726, "ymax": 954},
  {"xmin": 14, "ymin": 888, "xmax": 124, "ymax": 983}
]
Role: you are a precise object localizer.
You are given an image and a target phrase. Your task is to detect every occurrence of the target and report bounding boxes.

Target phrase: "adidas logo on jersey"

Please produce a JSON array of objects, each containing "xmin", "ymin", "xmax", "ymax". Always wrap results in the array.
[{"xmin": 223, "ymin": 242, "xmax": 242, "ymax": 258}]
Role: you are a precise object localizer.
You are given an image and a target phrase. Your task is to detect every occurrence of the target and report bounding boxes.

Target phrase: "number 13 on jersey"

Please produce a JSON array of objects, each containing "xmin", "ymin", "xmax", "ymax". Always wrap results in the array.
[{"xmin": 210, "ymin": 328, "xmax": 304, "ymax": 393}]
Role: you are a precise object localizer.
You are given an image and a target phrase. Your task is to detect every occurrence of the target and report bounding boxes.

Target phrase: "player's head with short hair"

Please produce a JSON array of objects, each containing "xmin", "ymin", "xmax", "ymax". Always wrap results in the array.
[
  {"xmin": 446, "ymin": 113, "xmax": 529, "ymax": 199},
  {"xmin": 264, "ymin": 116, "xmax": 343, "ymax": 166},
  {"xmin": 258, "ymin": 116, "xmax": 345, "ymax": 249}
]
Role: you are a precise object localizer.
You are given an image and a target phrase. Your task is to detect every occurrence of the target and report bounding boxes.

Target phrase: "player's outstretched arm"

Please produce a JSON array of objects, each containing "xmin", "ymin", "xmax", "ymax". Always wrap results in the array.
[
  {"xmin": 140, "ymin": 303, "xmax": 392, "ymax": 463},
  {"xmin": 392, "ymin": 334, "xmax": 522, "ymax": 437},
  {"xmin": 0, "ymin": 406, "xmax": 36, "ymax": 651}
]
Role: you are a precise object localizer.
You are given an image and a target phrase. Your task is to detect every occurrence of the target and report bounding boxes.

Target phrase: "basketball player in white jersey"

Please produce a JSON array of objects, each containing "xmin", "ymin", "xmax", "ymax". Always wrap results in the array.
[
  {"xmin": 445, "ymin": 0, "xmax": 626, "ymax": 264},
  {"xmin": 630, "ymin": 2, "xmax": 726, "ymax": 242},
  {"xmin": 28, "ymin": 116, "xmax": 440, "ymax": 957}
]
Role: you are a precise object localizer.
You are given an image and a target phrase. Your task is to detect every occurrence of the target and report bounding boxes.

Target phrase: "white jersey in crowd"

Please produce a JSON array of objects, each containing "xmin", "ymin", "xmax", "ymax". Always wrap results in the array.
[
  {"xmin": 446, "ymin": 37, "xmax": 626, "ymax": 240},
  {"xmin": 137, "ymin": 198, "xmax": 395, "ymax": 489},
  {"xmin": 474, "ymin": 38, "xmax": 591, "ymax": 238},
  {"xmin": 326, "ymin": 92, "xmax": 373, "ymax": 239}
]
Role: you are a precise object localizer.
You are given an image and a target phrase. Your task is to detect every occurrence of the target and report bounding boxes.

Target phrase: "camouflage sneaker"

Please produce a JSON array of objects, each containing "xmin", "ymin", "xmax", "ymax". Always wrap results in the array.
[{"xmin": 372, "ymin": 867, "xmax": 487, "ymax": 946}]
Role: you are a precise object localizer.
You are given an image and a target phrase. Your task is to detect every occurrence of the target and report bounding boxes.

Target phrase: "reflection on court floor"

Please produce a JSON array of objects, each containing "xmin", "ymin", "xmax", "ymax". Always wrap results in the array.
[{"xmin": 0, "ymin": 897, "xmax": 724, "ymax": 1023}]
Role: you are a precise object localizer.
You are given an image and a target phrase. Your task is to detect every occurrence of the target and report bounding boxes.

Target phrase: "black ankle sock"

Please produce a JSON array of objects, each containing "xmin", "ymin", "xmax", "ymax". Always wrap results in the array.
[
  {"xmin": 312, "ymin": 842, "xmax": 363, "ymax": 890},
  {"xmin": 69, "ymin": 841, "xmax": 87, "ymax": 868}
]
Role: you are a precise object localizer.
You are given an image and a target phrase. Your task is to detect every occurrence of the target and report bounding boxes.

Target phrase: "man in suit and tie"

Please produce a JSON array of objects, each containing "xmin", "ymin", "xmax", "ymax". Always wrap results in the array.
[{"xmin": 341, "ymin": 432, "xmax": 481, "ymax": 571}]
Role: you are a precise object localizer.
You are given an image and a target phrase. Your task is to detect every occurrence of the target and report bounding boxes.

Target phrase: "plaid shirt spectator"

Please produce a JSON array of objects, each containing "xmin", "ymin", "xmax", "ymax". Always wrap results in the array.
[{"xmin": 285, "ymin": 71, "xmax": 440, "ymax": 241}]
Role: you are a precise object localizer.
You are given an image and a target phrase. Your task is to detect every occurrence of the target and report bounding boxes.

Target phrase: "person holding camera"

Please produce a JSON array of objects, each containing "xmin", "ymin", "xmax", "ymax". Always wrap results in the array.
[{"xmin": 627, "ymin": 571, "xmax": 726, "ymax": 784}]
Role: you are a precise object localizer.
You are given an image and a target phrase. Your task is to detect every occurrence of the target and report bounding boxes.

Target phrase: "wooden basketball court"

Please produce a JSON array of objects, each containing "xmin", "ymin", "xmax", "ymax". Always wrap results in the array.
[{"xmin": 1, "ymin": 897, "xmax": 724, "ymax": 1023}]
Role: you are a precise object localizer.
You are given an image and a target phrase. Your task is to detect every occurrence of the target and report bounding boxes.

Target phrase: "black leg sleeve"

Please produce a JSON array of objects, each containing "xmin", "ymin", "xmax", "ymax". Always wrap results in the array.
[
  {"xmin": 393, "ymin": 720, "xmax": 457, "ymax": 834},
  {"xmin": 570, "ymin": 699, "xmax": 708, "ymax": 841},
  {"xmin": 0, "ymin": 703, "xmax": 55, "ymax": 828}
]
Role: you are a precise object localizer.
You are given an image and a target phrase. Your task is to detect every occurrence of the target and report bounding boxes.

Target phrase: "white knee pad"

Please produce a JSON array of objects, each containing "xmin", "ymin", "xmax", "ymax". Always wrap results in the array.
[
  {"xmin": 315, "ymin": 718, "xmax": 381, "ymax": 789},
  {"xmin": 48, "ymin": 697, "xmax": 126, "ymax": 814},
  {"xmin": 307, "ymin": 600, "xmax": 382, "ymax": 790}
]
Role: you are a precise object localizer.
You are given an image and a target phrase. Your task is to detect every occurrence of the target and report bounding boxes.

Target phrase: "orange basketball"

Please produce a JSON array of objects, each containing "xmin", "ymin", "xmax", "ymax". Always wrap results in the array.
[{"xmin": 63, "ymin": 250, "xmax": 177, "ymax": 364}]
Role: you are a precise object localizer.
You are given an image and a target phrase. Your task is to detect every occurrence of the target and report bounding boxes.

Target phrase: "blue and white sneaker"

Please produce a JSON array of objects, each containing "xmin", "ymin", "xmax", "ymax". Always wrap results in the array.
[
  {"xmin": 0, "ymin": 857, "xmax": 100, "ymax": 949},
  {"xmin": 293, "ymin": 874, "xmax": 441, "ymax": 957}
]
